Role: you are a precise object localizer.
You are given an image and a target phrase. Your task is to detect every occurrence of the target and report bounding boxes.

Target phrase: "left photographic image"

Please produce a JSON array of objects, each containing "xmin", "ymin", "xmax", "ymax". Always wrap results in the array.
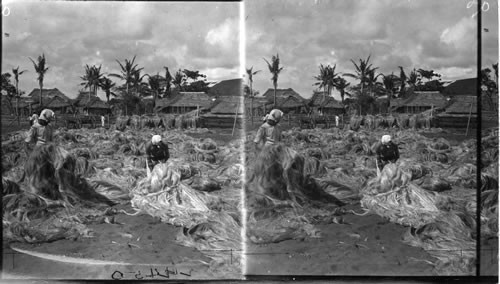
[{"xmin": 2, "ymin": 0, "xmax": 244, "ymax": 280}]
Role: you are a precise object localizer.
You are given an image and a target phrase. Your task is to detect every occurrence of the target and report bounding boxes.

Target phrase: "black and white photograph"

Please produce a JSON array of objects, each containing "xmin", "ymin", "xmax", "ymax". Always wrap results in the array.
[
  {"xmin": 1, "ymin": 0, "xmax": 498, "ymax": 281},
  {"xmin": 243, "ymin": 0, "xmax": 498, "ymax": 277},
  {"xmin": 2, "ymin": 0, "xmax": 244, "ymax": 280}
]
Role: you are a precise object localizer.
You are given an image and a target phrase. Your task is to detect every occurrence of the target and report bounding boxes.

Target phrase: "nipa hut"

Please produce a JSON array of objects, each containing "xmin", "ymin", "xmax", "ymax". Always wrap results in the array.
[
  {"xmin": 393, "ymin": 91, "xmax": 448, "ymax": 114},
  {"xmin": 45, "ymin": 96, "xmax": 73, "ymax": 114},
  {"xmin": 208, "ymin": 78, "xmax": 242, "ymax": 97},
  {"xmin": 73, "ymin": 93, "xmax": 109, "ymax": 115},
  {"xmin": 308, "ymin": 92, "xmax": 344, "ymax": 115},
  {"xmin": 156, "ymin": 92, "xmax": 212, "ymax": 114},
  {"xmin": 210, "ymin": 96, "xmax": 243, "ymax": 115},
  {"xmin": 26, "ymin": 88, "xmax": 71, "ymax": 112}
]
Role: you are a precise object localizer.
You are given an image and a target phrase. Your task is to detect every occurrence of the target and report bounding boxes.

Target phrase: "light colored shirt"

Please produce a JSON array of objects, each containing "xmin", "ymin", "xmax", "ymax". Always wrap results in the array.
[
  {"xmin": 254, "ymin": 122, "xmax": 281, "ymax": 146},
  {"xmin": 25, "ymin": 122, "xmax": 54, "ymax": 146}
]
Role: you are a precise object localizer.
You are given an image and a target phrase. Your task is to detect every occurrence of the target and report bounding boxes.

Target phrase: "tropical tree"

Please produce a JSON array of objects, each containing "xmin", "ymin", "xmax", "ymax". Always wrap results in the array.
[
  {"xmin": 335, "ymin": 77, "xmax": 350, "ymax": 105},
  {"xmin": 481, "ymin": 64, "xmax": 499, "ymax": 113},
  {"xmin": 344, "ymin": 55, "xmax": 377, "ymax": 96},
  {"xmin": 172, "ymin": 69, "xmax": 185, "ymax": 91},
  {"xmin": 263, "ymin": 53, "xmax": 284, "ymax": 107},
  {"xmin": 131, "ymin": 69, "xmax": 147, "ymax": 97},
  {"xmin": 406, "ymin": 68, "xmax": 419, "ymax": 88},
  {"xmin": 29, "ymin": 54, "xmax": 49, "ymax": 107},
  {"xmin": 365, "ymin": 68, "xmax": 383, "ymax": 97},
  {"xmin": 246, "ymin": 66, "xmax": 261, "ymax": 120},
  {"xmin": 146, "ymin": 73, "xmax": 162, "ymax": 113},
  {"xmin": 80, "ymin": 64, "xmax": 104, "ymax": 102},
  {"xmin": 314, "ymin": 64, "xmax": 329, "ymax": 97},
  {"xmin": 12, "ymin": 67, "xmax": 27, "ymax": 116},
  {"xmin": 417, "ymin": 68, "xmax": 441, "ymax": 82},
  {"xmin": 397, "ymin": 66, "xmax": 407, "ymax": 98},
  {"xmin": 382, "ymin": 73, "xmax": 400, "ymax": 114},
  {"xmin": 163, "ymin": 67, "xmax": 173, "ymax": 97},
  {"xmin": 110, "ymin": 55, "xmax": 143, "ymax": 98},
  {"xmin": 1, "ymin": 73, "xmax": 17, "ymax": 113},
  {"xmin": 99, "ymin": 77, "xmax": 117, "ymax": 111}
]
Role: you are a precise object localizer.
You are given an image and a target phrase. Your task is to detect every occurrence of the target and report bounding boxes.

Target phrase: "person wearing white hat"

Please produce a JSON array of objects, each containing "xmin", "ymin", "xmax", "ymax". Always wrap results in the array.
[
  {"xmin": 145, "ymin": 134, "xmax": 170, "ymax": 171},
  {"xmin": 375, "ymin": 134, "xmax": 399, "ymax": 171},
  {"xmin": 25, "ymin": 109, "xmax": 55, "ymax": 147},
  {"xmin": 254, "ymin": 109, "xmax": 283, "ymax": 150}
]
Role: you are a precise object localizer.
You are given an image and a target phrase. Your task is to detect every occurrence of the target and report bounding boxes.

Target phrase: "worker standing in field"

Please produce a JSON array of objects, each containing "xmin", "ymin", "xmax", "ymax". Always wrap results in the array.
[
  {"xmin": 254, "ymin": 109, "xmax": 283, "ymax": 150},
  {"xmin": 375, "ymin": 134, "xmax": 400, "ymax": 171},
  {"xmin": 145, "ymin": 135, "xmax": 170, "ymax": 171},
  {"xmin": 335, "ymin": 115, "xmax": 340, "ymax": 127},
  {"xmin": 101, "ymin": 115, "xmax": 106, "ymax": 128},
  {"xmin": 25, "ymin": 109, "xmax": 55, "ymax": 148}
]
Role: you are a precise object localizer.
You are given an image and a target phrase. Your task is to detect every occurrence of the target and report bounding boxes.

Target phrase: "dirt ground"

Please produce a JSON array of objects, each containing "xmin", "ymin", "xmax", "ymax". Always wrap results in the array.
[{"xmin": 1, "ymin": 125, "xmax": 497, "ymax": 280}]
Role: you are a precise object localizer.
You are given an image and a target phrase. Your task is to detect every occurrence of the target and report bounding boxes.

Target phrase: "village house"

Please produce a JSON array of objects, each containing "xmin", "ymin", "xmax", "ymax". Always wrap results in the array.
[
  {"xmin": 73, "ymin": 92, "xmax": 109, "ymax": 115},
  {"xmin": 390, "ymin": 91, "xmax": 448, "ymax": 113},
  {"xmin": 308, "ymin": 91, "xmax": 344, "ymax": 115},
  {"xmin": 156, "ymin": 92, "xmax": 212, "ymax": 114},
  {"xmin": 260, "ymin": 88, "xmax": 307, "ymax": 114}
]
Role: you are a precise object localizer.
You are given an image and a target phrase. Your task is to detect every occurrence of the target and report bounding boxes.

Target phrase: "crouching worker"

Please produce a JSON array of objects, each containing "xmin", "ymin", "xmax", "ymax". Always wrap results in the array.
[
  {"xmin": 146, "ymin": 135, "xmax": 170, "ymax": 171},
  {"xmin": 25, "ymin": 109, "xmax": 55, "ymax": 151},
  {"xmin": 375, "ymin": 134, "xmax": 399, "ymax": 171},
  {"xmin": 254, "ymin": 109, "xmax": 283, "ymax": 151}
]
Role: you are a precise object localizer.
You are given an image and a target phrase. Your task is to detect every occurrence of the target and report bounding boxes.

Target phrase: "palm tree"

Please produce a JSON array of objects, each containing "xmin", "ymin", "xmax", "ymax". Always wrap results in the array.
[
  {"xmin": 12, "ymin": 66, "xmax": 27, "ymax": 117},
  {"xmin": 99, "ymin": 77, "xmax": 117, "ymax": 111},
  {"xmin": 246, "ymin": 66, "xmax": 261, "ymax": 121},
  {"xmin": 29, "ymin": 54, "xmax": 49, "ymax": 107},
  {"xmin": 382, "ymin": 73, "xmax": 399, "ymax": 114},
  {"xmin": 81, "ymin": 64, "xmax": 104, "ymax": 102},
  {"xmin": 131, "ymin": 69, "xmax": 147, "ymax": 97},
  {"xmin": 146, "ymin": 73, "xmax": 162, "ymax": 113},
  {"xmin": 407, "ymin": 68, "xmax": 419, "ymax": 88},
  {"xmin": 365, "ymin": 68, "xmax": 383, "ymax": 97},
  {"xmin": 263, "ymin": 53, "xmax": 284, "ymax": 107},
  {"xmin": 313, "ymin": 64, "xmax": 330, "ymax": 100},
  {"xmin": 172, "ymin": 69, "xmax": 185, "ymax": 91},
  {"xmin": 163, "ymin": 67, "xmax": 172, "ymax": 97},
  {"xmin": 326, "ymin": 64, "xmax": 340, "ymax": 98},
  {"xmin": 335, "ymin": 77, "xmax": 350, "ymax": 105},
  {"xmin": 110, "ymin": 55, "xmax": 143, "ymax": 98},
  {"xmin": 344, "ymin": 55, "xmax": 377, "ymax": 96},
  {"xmin": 398, "ymin": 66, "xmax": 407, "ymax": 98}
]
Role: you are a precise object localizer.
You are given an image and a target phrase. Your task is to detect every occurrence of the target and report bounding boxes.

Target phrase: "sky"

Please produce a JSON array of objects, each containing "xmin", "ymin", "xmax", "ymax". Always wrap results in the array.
[
  {"xmin": 2, "ymin": 1, "xmax": 241, "ymax": 99},
  {"xmin": 2, "ymin": 0, "xmax": 498, "ymax": 102},
  {"xmin": 246, "ymin": 0, "xmax": 499, "ymax": 99}
]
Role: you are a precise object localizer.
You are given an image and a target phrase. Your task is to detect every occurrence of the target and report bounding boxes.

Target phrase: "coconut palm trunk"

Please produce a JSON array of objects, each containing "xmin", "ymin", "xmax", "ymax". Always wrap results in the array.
[{"xmin": 39, "ymin": 83, "xmax": 43, "ymax": 108}]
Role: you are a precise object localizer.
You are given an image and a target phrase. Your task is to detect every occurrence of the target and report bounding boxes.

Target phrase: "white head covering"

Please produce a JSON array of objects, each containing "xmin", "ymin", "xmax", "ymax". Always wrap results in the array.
[
  {"xmin": 381, "ymin": 135, "xmax": 392, "ymax": 144},
  {"xmin": 39, "ymin": 109, "xmax": 55, "ymax": 121},
  {"xmin": 268, "ymin": 109, "xmax": 283, "ymax": 122},
  {"xmin": 152, "ymin": 135, "xmax": 162, "ymax": 145}
]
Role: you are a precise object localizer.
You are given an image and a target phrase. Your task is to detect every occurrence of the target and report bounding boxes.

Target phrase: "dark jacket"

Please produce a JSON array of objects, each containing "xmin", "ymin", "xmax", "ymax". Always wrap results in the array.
[
  {"xmin": 145, "ymin": 141, "xmax": 170, "ymax": 164},
  {"xmin": 376, "ymin": 141, "xmax": 400, "ymax": 164}
]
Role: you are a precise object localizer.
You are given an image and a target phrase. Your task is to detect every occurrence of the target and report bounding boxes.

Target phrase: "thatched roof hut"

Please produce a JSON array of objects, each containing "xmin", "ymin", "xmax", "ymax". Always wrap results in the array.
[
  {"xmin": 308, "ymin": 91, "xmax": 343, "ymax": 115},
  {"xmin": 156, "ymin": 92, "xmax": 212, "ymax": 114},
  {"xmin": 208, "ymin": 78, "xmax": 242, "ymax": 97},
  {"xmin": 45, "ymin": 96, "xmax": 72, "ymax": 114},
  {"xmin": 72, "ymin": 93, "xmax": 109, "ymax": 115},
  {"xmin": 210, "ymin": 96, "xmax": 243, "ymax": 114},
  {"xmin": 261, "ymin": 88, "xmax": 305, "ymax": 104},
  {"xmin": 26, "ymin": 88, "xmax": 70, "ymax": 102},
  {"xmin": 443, "ymin": 78, "xmax": 477, "ymax": 97},
  {"xmin": 444, "ymin": 96, "xmax": 477, "ymax": 114},
  {"xmin": 393, "ymin": 91, "xmax": 448, "ymax": 113}
]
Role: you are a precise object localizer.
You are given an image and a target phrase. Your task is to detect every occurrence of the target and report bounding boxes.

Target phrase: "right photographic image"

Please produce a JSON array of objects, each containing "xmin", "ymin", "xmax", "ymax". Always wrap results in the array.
[{"xmin": 243, "ymin": 0, "xmax": 498, "ymax": 277}]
